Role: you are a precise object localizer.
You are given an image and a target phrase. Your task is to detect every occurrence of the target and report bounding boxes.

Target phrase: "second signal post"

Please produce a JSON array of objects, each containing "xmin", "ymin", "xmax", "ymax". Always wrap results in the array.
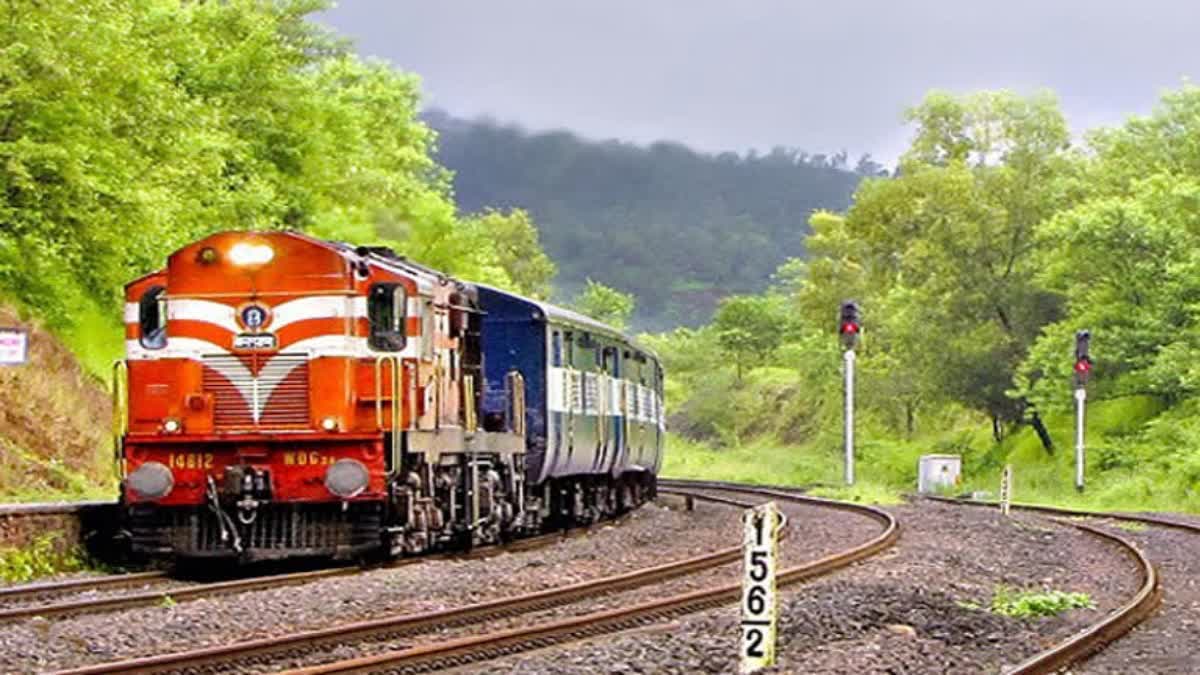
[{"xmin": 839, "ymin": 301, "xmax": 861, "ymax": 486}]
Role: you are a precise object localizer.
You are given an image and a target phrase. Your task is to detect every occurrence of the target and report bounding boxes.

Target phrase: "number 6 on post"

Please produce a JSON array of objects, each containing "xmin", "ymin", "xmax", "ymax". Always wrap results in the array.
[{"xmin": 740, "ymin": 501, "xmax": 782, "ymax": 673}]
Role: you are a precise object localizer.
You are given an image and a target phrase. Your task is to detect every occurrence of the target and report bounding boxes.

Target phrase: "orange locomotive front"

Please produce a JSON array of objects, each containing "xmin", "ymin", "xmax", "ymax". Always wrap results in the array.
[{"xmin": 118, "ymin": 231, "xmax": 513, "ymax": 560}]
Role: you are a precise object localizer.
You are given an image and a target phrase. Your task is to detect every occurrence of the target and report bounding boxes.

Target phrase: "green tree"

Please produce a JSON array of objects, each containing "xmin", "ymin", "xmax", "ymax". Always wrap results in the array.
[
  {"xmin": 712, "ymin": 295, "xmax": 793, "ymax": 381},
  {"xmin": 460, "ymin": 209, "xmax": 556, "ymax": 298},
  {"xmin": 1018, "ymin": 85, "xmax": 1200, "ymax": 410},
  {"xmin": 0, "ymin": 0, "xmax": 551, "ymax": 342},
  {"xmin": 799, "ymin": 90, "xmax": 1075, "ymax": 436},
  {"xmin": 572, "ymin": 280, "xmax": 635, "ymax": 330}
]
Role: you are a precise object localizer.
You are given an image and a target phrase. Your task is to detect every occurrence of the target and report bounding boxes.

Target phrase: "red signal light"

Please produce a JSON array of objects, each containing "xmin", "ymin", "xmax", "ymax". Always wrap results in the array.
[
  {"xmin": 1074, "ymin": 359, "xmax": 1091, "ymax": 373},
  {"xmin": 841, "ymin": 322, "xmax": 859, "ymax": 335}
]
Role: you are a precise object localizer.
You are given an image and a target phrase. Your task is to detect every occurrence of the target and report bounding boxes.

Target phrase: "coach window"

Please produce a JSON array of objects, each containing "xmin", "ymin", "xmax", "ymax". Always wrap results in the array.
[
  {"xmin": 138, "ymin": 285, "xmax": 168, "ymax": 349},
  {"xmin": 368, "ymin": 283, "xmax": 407, "ymax": 352},
  {"xmin": 552, "ymin": 330, "xmax": 563, "ymax": 367}
]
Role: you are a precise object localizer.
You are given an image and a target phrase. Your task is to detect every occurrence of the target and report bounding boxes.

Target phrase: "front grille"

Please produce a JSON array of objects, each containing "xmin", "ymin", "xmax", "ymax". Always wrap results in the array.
[
  {"xmin": 129, "ymin": 503, "xmax": 383, "ymax": 559},
  {"xmin": 202, "ymin": 353, "xmax": 310, "ymax": 429}
]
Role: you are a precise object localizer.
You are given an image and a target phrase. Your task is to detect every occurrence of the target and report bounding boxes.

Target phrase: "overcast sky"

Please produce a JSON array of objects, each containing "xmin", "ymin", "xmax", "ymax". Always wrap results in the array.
[{"xmin": 319, "ymin": 2, "xmax": 1200, "ymax": 164}]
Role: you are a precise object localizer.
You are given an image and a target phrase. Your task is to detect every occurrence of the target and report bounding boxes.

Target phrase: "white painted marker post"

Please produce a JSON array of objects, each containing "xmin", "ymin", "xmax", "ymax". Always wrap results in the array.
[
  {"xmin": 740, "ymin": 501, "xmax": 782, "ymax": 674},
  {"xmin": 1000, "ymin": 465, "xmax": 1012, "ymax": 517}
]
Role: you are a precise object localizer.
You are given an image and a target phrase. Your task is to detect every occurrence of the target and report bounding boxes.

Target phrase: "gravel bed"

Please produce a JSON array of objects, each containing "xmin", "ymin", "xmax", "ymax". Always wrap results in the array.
[
  {"xmin": 253, "ymin": 498, "xmax": 882, "ymax": 672},
  {"xmin": 485, "ymin": 499, "xmax": 1139, "ymax": 674},
  {"xmin": 1073, "ymin": 519, "xmax": 1200, "ymax": 674},
  {"xmin": 0, "ymin": 501, "xmax": 742, "ymax": 673}
]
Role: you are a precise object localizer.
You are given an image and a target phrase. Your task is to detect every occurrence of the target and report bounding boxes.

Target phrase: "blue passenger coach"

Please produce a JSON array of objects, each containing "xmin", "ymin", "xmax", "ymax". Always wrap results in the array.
[{"xmin": 475, "ymin": 285, "xmax": 663, "ymax": 520}]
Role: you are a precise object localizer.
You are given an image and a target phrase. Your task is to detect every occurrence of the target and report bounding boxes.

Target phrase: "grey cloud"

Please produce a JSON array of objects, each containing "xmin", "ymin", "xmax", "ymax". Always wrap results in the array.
[{"xmin": 319, "ymin": 1, "xmax": 1200, "ymax": 161}]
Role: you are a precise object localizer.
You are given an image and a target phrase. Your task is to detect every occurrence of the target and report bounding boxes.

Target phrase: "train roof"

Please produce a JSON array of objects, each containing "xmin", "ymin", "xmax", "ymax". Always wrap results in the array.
[{"xmin": 474, "ymin": 283, "xmax": 659, "ymax": 362}]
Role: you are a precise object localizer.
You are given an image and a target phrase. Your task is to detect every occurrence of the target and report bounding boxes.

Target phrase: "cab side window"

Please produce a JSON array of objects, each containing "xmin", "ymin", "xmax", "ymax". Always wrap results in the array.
[
  {"xmin": 368, "ymin": 283, "xmax": 407, "ymax": 352},
  {"xmin": 138, "ymin": 285, "xmax": 168, "ymax": 349}
]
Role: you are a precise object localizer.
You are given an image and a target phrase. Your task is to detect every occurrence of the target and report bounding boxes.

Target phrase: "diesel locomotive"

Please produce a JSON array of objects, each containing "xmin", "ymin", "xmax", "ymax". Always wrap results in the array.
[{"xmin": 116, "ymin": 231, "xmax": 663, "ymax": 561}]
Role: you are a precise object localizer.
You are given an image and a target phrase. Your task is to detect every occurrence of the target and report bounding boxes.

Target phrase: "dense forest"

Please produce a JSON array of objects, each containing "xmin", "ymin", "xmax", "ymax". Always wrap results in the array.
[
  {"xmin": 658, "ymin": 88, "xmax": 1200, "ymax": 511},
  {"xmin": 426, "ymin": 110, "xmax": 875, "ymax": 330}
]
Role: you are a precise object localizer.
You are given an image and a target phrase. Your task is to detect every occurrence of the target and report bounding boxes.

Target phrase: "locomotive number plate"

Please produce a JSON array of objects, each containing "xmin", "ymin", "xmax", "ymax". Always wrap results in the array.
[
  {"xmin": 282, "ymin": 451, "xmax": 336, "ymax": 466},
  {"xmin": 168, "ymin": 453, "xmax": 214, "ymax": 470},
  {"xmin": 233, "ymin": 333, "xmax": 277, "ymax": 350}
]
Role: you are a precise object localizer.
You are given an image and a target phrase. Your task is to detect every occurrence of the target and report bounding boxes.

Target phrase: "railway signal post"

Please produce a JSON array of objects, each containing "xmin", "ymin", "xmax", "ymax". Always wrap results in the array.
[
  {"xmin": 1073, "ymin": 330, "xmax": 1092, "ymax": 492},
  {"xmin": 839, "ymin": 301, "xmax": 861, "ymax": 486}
]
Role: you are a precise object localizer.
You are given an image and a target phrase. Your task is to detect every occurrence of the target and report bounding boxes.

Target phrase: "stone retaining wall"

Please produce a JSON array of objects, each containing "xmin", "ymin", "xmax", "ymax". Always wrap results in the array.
[{"xmin": 0, "ymin": 502, "xmax": 116, "ymax": 555}]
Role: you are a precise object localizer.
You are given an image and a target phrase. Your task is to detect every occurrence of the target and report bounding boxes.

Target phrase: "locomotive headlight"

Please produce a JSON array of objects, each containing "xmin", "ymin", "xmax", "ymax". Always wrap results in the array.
[
  {"xmin": 325, "ymin": 459, "xmax": 369, "ymax": 499},
  {"xmin": 127, "ymin": 461, "xmax": 174, "ymax": 500},
  {"xmin": 228, "ymin": 242, "xmax": 275, "ymax": 266},
  {"xmin": 162, "ymin": 417, "xmax": 181, "ymax": 434},
  {"xmin": 321, "ymin": 416, "xmax": 338, "ymax": 432}
]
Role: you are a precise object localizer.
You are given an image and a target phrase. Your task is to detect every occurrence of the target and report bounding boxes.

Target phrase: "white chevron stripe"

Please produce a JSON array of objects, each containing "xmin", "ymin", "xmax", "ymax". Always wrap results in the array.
[
  {"xmin": 126, "ymin": 333, "xmax": 418, "ymax": 362},
  {"xmin": 124, "ymin": 295, "xmax": 372, "ymax": 332},
  {"xmin": 167, "ymin": 299, "xmax": 240, "ymax": 333},
  {"xmin": 126, "ymin": 337, "xmax": 228, "ymax": 361},
  {"xmin": 271, "ymin": 296, "xmax": 367, "ymax": 331}
]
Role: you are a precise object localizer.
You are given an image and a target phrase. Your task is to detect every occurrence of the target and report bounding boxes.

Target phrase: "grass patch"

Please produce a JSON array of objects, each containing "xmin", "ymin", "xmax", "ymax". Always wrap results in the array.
[
  {"xmin": 1113, "ymin": 520, "xmax": 1148, "ymax": 532},
  {"xmin": 0, "ymin": 534, "xmax": 86, "ymax": 583},
  {"xmin": 989, "ymin": 586, "xmax": 1094, "ymax": 619},
  {"xmin": 662, "ymin": 433, "xmax": 907, "ymax": 504},
  {"xmin": 662, "ymin": 390, "xmax": 1200, "ymax": 515}
]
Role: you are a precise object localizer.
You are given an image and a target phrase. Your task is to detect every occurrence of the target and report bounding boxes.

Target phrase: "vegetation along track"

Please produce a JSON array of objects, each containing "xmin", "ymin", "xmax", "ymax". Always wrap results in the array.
[
  {"xmin": 261, "ymin": 484, "xmax": 896, "ymax": 675},
  {"xmin": 1, "ymin": 514, "xmax": 631, "ymax": 625}
]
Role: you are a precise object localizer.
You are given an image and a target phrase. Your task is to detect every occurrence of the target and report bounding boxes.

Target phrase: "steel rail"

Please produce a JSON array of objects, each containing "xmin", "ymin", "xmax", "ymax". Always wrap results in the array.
[
  {"xmin": 6, "ymin": 511, "xmax": 635, "ymax": 625},
  {"xmin": 926, "ymin": 495, "xmax": 1172, "ymax": 674},
  {"xmin": 0, "ymin": 565, "xmax": 366, "ymax": 623},
  {"xmin": 0, "ymin": 571, "xmax": 168, "ymax": 606},
  {"xmin": 1006, "ymin": 519, "xmax": 1160, "ymax": 674},
  {"xmin": 274, "ymin": 483, "xmax": 900, "ymax": 675},
  {"xmin": 53, "ymin": 498, "xmax": 753, "ymax": 675}
]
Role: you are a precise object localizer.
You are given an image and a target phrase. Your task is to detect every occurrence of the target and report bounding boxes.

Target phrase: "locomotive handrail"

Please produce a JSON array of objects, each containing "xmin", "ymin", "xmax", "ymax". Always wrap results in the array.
[
  {"xmin": 507, "ymin": 370, "xmax": 526, "ymax": 437},
  {"xmin": 111, "ymin": 360, "xmax": 128, "ymax": 479},
  {"xmin": 374, "ymin": 355, "xmax": 402, "ymax": 470},
  {"xmin": 464, "ymin": 375, "xmax": 478, "ymax": 433}
]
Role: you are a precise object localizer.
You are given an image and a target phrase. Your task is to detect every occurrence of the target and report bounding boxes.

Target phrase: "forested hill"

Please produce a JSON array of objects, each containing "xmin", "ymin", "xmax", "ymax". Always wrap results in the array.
[{"xmin": 425, "ymin": 110, "xmax": 875, "ymax": 330}]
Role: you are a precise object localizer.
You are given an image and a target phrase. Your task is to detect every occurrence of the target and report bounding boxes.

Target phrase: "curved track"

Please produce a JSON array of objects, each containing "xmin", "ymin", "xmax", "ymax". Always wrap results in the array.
[
  {"xmin": 266, "ymin": 482, "xmax": 898, "ymax": 675},
  {"xmin": 53, "ymin": 495, "xmax": 758, "ymax": 675},
  {"xmin": 1, "ymin": 514, "xmax": 632, "ymax": 625},
  {"xmin": 667, "ymin": 483, "xmax": 1164, "ymax": 675},
  {"xmin": 926, "ymin": 496, "xmax": 1169, "ymax": 674}
]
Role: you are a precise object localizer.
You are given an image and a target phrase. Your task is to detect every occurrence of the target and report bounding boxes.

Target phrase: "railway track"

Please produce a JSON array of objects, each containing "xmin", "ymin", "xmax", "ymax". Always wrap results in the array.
[
  {"xmin": 924, "ymin": 495, "xmax": 1171, "ymax": 674},
  {"xmin": 0, "ymin": 513, "xmax": 632, "ymax": 624},
  {"xmin": 0, "ymin": 571, "xmax": 168, "ymax": 608},
  {"xmin": 669, "ymin": 482, "xmax": 1164, "ymax": 675},
  {"xmin": 53, "ymin": 485, "xmax": 896, "ymax": 674}
]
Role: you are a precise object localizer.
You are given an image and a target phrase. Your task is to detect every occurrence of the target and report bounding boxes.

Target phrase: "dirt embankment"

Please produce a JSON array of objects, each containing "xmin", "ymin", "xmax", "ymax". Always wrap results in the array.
[{"xmin": 0, "ymin": 305, "xmax": 111, "ymax": 501}]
